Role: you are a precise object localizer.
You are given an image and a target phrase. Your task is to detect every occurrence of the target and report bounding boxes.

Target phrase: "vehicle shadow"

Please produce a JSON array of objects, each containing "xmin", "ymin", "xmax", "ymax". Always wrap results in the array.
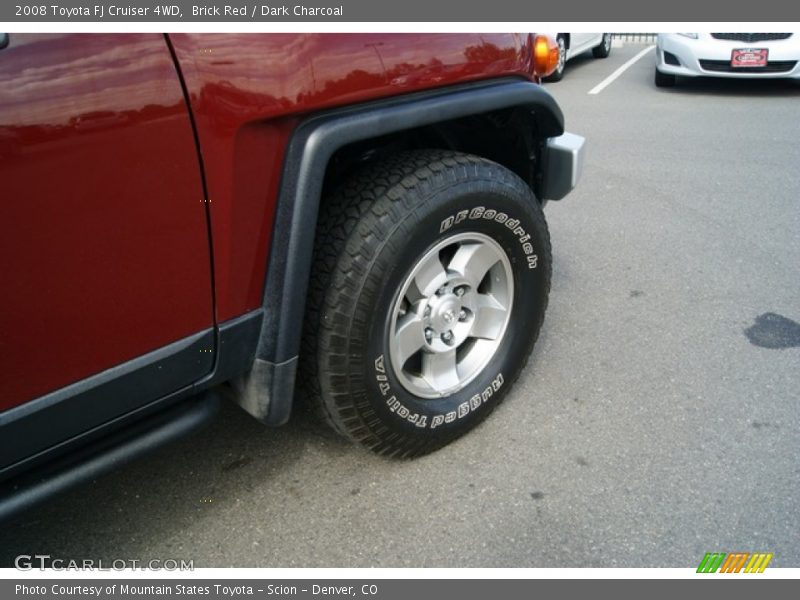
[
  {"xmin": 0, "ymin": 391, "xmax": 358, "ymax": 566},
  {"xmin": 654, "ymin": 76, "xmax": 800, "ymax": 97}
]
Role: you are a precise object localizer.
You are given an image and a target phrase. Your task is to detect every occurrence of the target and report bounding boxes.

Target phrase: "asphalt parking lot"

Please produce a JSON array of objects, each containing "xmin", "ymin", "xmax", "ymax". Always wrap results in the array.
[{"xmin": 2, "ymin": 41, "xmax": 799, "ymax": 568}]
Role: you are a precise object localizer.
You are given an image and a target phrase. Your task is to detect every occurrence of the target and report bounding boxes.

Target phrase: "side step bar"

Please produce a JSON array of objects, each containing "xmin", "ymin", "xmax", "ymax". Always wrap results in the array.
[{"xmin": 0, "ymin": 392, "xmax": 220, "ymax": 522}]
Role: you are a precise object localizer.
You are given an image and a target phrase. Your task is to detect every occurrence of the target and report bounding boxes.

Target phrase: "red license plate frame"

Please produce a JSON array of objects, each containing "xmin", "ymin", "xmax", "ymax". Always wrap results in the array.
[{"xmin": 731, "ymin": 48, "xmax": 768, "ymax": 67}]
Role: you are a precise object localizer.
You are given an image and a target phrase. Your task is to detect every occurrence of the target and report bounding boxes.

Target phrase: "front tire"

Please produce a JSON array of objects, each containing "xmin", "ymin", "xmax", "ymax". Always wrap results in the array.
[{"xmin": 301, "ymin": 150, "xmax": 552, "ymax": 457}]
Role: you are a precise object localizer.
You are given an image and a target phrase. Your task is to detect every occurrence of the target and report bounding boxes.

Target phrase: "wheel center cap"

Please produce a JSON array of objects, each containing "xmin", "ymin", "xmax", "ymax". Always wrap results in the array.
[{"xmin": 427, "ymin": 294, "xmax": 461, "ymax": 333}]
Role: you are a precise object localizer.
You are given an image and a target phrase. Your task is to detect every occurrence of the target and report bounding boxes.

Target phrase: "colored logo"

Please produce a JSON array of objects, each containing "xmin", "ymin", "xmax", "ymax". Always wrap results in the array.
[{"xmin": 697, "ymin": 552, "xmax": 773, "ymax": 573}]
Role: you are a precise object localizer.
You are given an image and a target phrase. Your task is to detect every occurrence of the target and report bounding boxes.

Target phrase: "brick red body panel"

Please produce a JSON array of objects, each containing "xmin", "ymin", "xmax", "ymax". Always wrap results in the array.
[
  {"xmin": 169, "ymin": 33, "xmax": 534, "ymax": 321},
  {"xmin": 0, "ymin": 34, "xmax": 214, "ymax": 410}
]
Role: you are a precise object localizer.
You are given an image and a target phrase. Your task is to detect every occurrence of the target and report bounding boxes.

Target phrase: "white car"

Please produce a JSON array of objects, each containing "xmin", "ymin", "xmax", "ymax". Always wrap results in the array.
[
  {"xmin": 655, "ymin": 33, "xmax": 800, "ymax": 87},
  {"xmin": 545, "ymin": 33, "xmax": 612, "ymax": 82}
]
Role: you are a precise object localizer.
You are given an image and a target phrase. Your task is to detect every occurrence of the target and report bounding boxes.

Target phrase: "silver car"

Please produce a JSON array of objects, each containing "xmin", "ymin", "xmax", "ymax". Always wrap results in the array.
[{"xmin": 655, "ymin": 33, "xmax": 800, "ymax": 87}]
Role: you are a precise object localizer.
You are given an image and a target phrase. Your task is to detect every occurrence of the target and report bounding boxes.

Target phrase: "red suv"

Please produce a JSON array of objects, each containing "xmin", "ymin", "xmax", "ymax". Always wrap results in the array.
[{"xmin": 0, "ymin": 33, "xmax": 583, "ymax": 519}]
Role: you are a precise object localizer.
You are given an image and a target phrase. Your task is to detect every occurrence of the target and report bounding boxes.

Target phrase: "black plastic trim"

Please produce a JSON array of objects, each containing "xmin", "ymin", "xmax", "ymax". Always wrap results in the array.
[
  {"xmin": 260, "ymin": 78, "xmax": 563, "ymax": 366},
  {"xmin": 0, "ymin": 309, "xmax": 264, "ymax": 482},
  {"xmin": 664, "ymin": 51, "xmax": 681, "ymax": 66},
  {"xmin": 207, "ymin": 309, "xmax": 264, "ymax": 387},
  {"xmin": 0, "ymin": 330, "xmax": 214, "ymax": 476},
  {"xmin": 0, "ymin": 308, "xmax": 263, "ymax": 517},
  {"xmin": 0, "ymin": 392, "xmax": 220, "ymax": 522}
]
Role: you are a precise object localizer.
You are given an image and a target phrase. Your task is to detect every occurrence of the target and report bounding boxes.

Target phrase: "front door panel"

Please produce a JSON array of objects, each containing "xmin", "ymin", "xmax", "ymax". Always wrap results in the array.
[{"xmin": 0, "ymin": 34, "xmax": 214, "ymax": 412}]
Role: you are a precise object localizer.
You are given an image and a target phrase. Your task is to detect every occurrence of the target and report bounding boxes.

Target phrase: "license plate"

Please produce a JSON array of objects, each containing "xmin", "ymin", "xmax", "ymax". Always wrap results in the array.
[{"xmin": 731, "ymin": 48, "xmax": 768, "ymax": 67}]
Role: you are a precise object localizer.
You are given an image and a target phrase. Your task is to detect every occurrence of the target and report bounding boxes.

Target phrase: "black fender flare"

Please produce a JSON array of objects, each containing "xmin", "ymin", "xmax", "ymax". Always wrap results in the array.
[{"xmin": 236, "ymin": 78, "xmax": 565, "ymax": 425}]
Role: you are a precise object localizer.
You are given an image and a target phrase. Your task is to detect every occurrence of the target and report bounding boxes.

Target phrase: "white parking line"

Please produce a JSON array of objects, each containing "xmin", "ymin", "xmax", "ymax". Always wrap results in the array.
[{"xmin": 588, "ymin": 45, "xmax": 656, "ymax": 95}]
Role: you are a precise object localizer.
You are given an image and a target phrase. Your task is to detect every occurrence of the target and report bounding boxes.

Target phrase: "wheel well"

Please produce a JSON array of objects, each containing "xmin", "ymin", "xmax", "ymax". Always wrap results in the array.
[
  {"xmin": 321, "ymin": 107, "xmax": 542, "ymax": 202},
  {"xmin": 253, "ymin": 80, "xmax": 564, "ymax": 412}
]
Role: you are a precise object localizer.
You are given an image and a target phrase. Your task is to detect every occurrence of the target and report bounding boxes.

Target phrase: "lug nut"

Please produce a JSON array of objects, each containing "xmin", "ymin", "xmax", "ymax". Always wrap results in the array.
[
  {"xmin": 455, "ymin": 287, "xmax": 465, "ymax": 297},
  {"xmin": 458, "ymin": 309, "xmax": 468, "ymax": 321},
  {"xmin": 424, "ymin": 328, "xmax": 434, "ymax": 342},
  {"xmin": 441, "ymin": 331, "xmax": 454, "ymax": 345}
]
